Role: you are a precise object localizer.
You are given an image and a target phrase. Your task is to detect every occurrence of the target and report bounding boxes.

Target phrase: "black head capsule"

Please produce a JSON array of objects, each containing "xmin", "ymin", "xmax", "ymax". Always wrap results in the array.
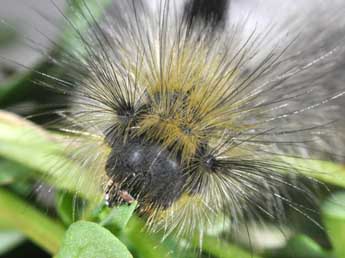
[{"xmin": 105, "ymin": 139, "xmax": 186, "ymax": 208}]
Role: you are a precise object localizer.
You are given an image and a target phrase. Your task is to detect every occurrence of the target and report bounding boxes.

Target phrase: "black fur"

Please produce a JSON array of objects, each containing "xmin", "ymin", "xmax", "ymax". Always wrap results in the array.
[{"xmin": 105, "ymin": 139, "xmax": 186, "ymax": 208}]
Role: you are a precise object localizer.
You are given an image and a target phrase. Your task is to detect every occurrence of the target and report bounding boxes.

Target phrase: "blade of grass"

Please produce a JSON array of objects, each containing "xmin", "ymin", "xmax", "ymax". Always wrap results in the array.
[
  {"xmin": 322, "ymin": 192, "xmax": 345, "ymax": 258},
  {"xmin": 0, "ymin": 111, "xmax": 100, "ymax": 200},
  {"xmin": 266, "ymin": 235, "xmax": 331, "ymax": 258},
  {"xmin": 281, "ymin": 157, "xmax": 345, "ymax": 188},
  {"xmin": 124, "ymin": 217, "xmax": 173, "ymax": 258},
  {"xmin": 99, "ymin": 202, "xmax": 138, "ymax": 230},
  {"xmin": 0, "ymin": 188, "xmax": 65, "ymax": 254},
  {"xmin": 196, "ymin": 234, "xmax": 264, "ymax": 258},
  {"xmin": 0, "ymin": 159, "xmax": 30, "ymax": 185}
]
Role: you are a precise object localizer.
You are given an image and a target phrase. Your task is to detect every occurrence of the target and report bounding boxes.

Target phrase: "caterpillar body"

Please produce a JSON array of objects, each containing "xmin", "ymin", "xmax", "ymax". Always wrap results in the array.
[{"xmin": 3, "ymin": 0, "xmax": 345, "ymax": 250}]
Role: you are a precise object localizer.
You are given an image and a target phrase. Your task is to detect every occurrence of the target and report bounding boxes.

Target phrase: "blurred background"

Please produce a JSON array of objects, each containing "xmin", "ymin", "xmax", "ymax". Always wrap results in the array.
[
  {"xmin": 1, "ymin": 1, "xmax": 64, "ymax": 257},
  {"xmin": 1, "ymin": 1, "xmax": 345, "ymax": 258},
  {"xmin": 0, "ymin": 0, "xmax": 64, "ymax": 80}
]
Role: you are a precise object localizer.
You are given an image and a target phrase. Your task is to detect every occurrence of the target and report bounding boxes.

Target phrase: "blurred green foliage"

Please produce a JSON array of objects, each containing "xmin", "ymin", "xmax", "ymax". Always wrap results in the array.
[{"xmin": 1, "ymin": 1, "xmax": 345, "ymax": 258}]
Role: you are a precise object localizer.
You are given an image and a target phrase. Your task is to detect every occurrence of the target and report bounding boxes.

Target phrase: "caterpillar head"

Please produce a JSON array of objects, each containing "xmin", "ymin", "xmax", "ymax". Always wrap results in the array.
[{"xmin": 105, "ymin": 138, "xmax": 186, "ymax": 208}]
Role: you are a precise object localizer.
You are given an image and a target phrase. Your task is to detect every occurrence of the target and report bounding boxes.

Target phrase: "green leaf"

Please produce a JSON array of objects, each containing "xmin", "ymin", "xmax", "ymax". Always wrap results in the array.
[
  {"xmin": 0, "ymin": 111, "xmax": 101, "ymax": 200},
  {"xmin": 0, "ymin": 231, "xmax": 25, "ymax": 255},
  {"xmin": 56, "ymin": 192, "xmax": 75, "ymax": 226},
  {"xmin": 322, "ymin": 192, "xmax": 345, "ymax": 258},
  {"xmin": 0, "ymin": 159, "xmax": 29, "ymax": 185},
  {"xmin": 124, "ymin": 217, "xmax": 173, "ymax": 258},
  {"xmin": 100, "ymin": 202, "xmax": 137, "ymax": 230},
  {"xmin": 199, "ymin": 235, "xmax": 264, "ymax": 258},
  {"xmin": 281, "ymin": 157, "xmax": 345, "ymax": 188},
  {"xmin": 56, "ymin": 221, "xmax": 133, "ymax": 258},
  {"xmin": 0, "ymin": 111, "xmax": 70, "ymax": 174},
  {"xmin": 56, "ymin": 192, "xmax": 86, "ymax": 226},
  {"xmin": 269, "ymin": 235, "xmax": 331, "ymax": 258},
  {"xmin": 0, "ymin": 188, "xmax": 65, "ymax": 254}
]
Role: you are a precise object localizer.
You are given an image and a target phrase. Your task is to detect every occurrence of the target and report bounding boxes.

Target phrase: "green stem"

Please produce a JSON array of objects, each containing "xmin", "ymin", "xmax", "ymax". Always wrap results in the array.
[
  {"xmin": 0, "ymin": 188, "xmax": 65, "ymax": 254},
  {"xmin": 125, "ymin": 217, "xmax": 173, "ymax": 258}
]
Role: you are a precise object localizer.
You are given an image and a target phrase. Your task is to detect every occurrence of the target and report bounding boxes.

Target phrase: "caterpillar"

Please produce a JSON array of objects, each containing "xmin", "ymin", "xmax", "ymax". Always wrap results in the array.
[{"xmin": 2, "ymin": 0, "xmax": 345, "ymax": 251}]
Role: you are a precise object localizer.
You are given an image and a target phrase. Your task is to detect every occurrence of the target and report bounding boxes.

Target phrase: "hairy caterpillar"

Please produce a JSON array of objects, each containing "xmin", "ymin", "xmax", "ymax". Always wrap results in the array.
[{"xmin": 2, "ymin": 0, "xmax": 345, "ymax": 251}]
